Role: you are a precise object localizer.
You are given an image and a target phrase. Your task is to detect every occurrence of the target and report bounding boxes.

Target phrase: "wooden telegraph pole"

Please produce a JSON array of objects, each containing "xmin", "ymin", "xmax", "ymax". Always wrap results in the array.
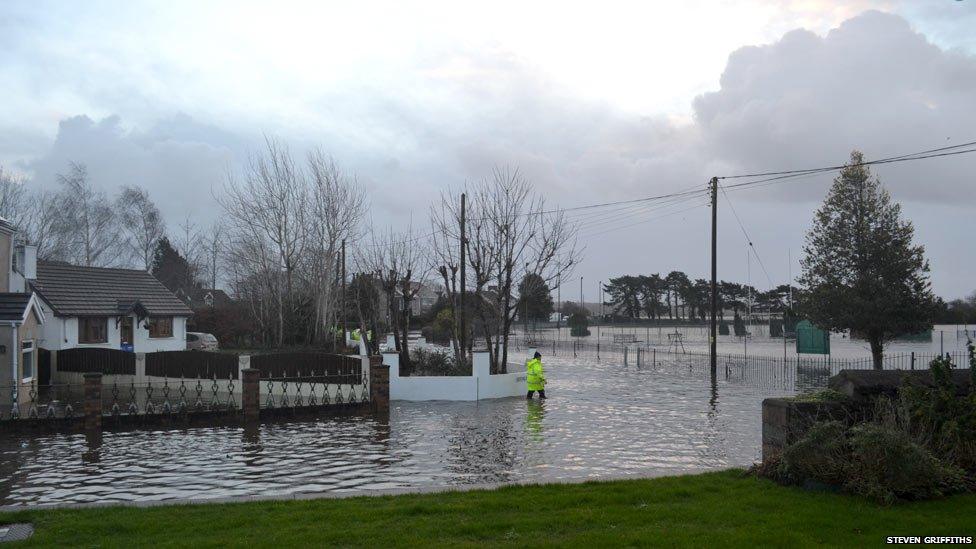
[
  {"xmin": 341, "ymin": 238, "xmax": 347, "ymax": 344},
  {"xmin": 710, "ymin": 177, "xmax": 718, "ymax": 379},
  {"xmin": 459, "ymin": 193, "xmax": 467, "ymax": 359}
]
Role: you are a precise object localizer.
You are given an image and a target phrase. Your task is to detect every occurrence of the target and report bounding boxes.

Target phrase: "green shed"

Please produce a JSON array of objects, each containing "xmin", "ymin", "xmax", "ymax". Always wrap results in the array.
[{"xmin": 795, "ymin": 320, "xmax": 830, "ymax": 355}]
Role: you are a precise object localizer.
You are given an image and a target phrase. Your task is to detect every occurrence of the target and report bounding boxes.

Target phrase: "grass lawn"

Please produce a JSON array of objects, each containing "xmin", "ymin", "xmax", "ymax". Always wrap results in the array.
[{"xmin": 2, "ymin": 469, "xmax": 974, "ymax": 547}]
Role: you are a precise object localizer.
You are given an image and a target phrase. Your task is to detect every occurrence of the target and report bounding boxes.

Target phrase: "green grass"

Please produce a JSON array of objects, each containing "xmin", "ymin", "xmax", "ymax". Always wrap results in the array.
[{"xmin": 2, "ymin": 470, "xmax": 974, "ymax": 547}]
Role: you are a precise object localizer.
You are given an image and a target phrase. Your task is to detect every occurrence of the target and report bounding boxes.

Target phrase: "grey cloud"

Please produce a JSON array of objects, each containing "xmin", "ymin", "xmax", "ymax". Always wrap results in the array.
[
  {"xmin": 27, "ymin": 115, "xmax": 236, "ymax": 225},
  {"xmin": 6, "ymin": 10, "xmax": 976, "ymax": 297},
  {"xmin": 694, "ymin": 10, "xmax": 976, "ymax": 203}
]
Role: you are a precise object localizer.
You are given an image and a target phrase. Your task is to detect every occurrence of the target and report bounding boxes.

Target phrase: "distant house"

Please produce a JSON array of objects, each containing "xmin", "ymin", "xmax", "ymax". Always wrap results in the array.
[
  {"xmin": 396, "ymin": 282, "xmax": 443, "ymax": 317},
  {"xmin": 27, "ymin": 262, "xmax": 192, "ymax": 353},
  {"xmin": 0, "ymin": 219, "xmax": 46, "ymax": 389},
  {"xmin": 176, "ymin": 287, "xmax": 233, "ymax": 310}
]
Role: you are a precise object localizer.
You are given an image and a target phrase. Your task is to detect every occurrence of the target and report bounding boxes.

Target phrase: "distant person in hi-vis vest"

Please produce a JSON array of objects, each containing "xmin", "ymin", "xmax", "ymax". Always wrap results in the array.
[{"xmin": 526, "ymin": 351, "xmax": 547, "ymax": 399}]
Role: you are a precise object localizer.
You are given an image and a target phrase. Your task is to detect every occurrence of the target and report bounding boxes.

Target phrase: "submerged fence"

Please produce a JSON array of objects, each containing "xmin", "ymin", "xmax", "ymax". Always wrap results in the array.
[
  {"xmin": 511, "ymin": 335, "xmax": 973, "ymax": 391},
  {"xmin": 0, "ymin": 350, "xmax": 377, "ymax": 423}
]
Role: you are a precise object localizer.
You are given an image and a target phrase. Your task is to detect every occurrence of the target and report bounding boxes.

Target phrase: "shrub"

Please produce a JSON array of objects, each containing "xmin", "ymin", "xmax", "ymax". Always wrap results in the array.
[
  {"xmin": 778, "ymin": 421, "xmax": 849, "ymax": 487},
  {"xmin": 409, "ymin": 347, "xmax": 471, "ymax": 377},
  {"xmin": 845, "ymin": 423, "xmax": 966, "ymax": 504},
  {"xmin": 568, "ymin": 313, "xmax": 590, "ymax": 337},
  {"xmin": 900, "ymin": 353, "xmax": 976, "ymax": 471}
]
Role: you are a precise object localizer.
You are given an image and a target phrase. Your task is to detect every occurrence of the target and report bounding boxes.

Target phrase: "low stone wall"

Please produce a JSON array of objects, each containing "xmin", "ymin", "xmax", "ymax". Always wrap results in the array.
[
  {"xmin": 761, "ymin": 397, "xmax": 853, "ymax": 460},
  {"xmin": 762, "ymin": 368, "xmax": 973, "ymax": 461}
]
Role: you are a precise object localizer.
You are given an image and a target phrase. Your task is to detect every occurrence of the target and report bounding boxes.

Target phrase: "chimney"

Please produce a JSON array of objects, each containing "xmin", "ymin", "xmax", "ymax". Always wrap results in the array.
[
  {"xmin": 0, "ymin": 219, "xmax": 13, "ymax": 292},
  {"xmin": 14, "ymin": 244, "xmax": 37, "ymax": 280}
]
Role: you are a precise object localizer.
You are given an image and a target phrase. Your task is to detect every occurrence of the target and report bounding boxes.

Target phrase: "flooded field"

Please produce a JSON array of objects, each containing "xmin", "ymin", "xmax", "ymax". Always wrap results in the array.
[
  {"xmin": 1, "ymin": 354, "xmax": 793, "ymax": 507},
  {"xmin": 530, "ymin": 323, "xmax": 974, "ymax": 359}
]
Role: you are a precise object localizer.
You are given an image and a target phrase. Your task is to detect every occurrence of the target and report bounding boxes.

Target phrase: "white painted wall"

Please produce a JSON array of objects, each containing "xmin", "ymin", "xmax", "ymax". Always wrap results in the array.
[
  {"xmin": 385, "ymin": 351, "xmax": 526, "ymax": 401},
  {"xmin": 34, "ymin": 297, "xmax": 187, "ymax": 352}
]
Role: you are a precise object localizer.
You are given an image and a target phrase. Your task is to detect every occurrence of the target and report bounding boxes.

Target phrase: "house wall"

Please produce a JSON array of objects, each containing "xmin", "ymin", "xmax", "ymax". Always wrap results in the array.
[
  {"xmin": 34, "ymin": 297, "xmax": 187, "ymax": 353},
  {"xmin": 0, "ymin": 228, "xmax": 11, "ymax": 293},
  {"xmin": 19, "ymin": 310, "xmax": 40, "ymax": 384},
  {"xmin": 0, "ymin": 325, "xmax": 12, "ymax": 408},
  {"xmin": 0, "ymin": 325, "xmax": 13, "ymax": 387}
]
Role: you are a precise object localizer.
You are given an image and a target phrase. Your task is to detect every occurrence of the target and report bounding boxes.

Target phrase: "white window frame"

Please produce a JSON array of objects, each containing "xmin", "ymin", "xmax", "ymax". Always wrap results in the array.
[{"xmin": 21, "ymin": 339, "xmax": 35, "ymax": 383}]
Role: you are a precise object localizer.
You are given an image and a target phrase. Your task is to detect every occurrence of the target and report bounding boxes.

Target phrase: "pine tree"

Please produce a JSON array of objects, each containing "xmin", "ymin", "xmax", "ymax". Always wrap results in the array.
[{"xmin": 799, "ymin": 151, "xmax": 935, "ymax": 369}]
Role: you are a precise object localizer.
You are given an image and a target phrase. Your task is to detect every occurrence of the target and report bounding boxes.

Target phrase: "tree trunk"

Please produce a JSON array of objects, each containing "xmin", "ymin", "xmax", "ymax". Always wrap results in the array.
[{"xmin": 869, "ymin": 335, "xmax": 884, "ymax": 370}]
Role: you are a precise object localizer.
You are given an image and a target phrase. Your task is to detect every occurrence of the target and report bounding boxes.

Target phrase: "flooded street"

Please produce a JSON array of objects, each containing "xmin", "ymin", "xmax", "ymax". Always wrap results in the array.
[
  {"xmin": 2, "ymin": 325, "xmax": 971, "ymax": 507},
  {"xmin": 0, "ymin": 354, "xmax": 793, "ymax": 506}
]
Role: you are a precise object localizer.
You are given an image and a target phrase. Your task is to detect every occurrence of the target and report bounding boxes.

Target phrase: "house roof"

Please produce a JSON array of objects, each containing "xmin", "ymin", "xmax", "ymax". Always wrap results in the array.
[
  {"xmin": 0, "ymin": 293, "xmax": 34, "ymax": 322},
  {"xmin": 30, "ymin": 262, "xmax": 192, "ymax": 317}
]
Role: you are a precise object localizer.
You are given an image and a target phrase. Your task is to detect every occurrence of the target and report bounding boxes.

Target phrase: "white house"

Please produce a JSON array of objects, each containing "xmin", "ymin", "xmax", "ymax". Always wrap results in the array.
[{"xmin": 26, "ymin": 261, "xmax": 192, "ymax": 353}]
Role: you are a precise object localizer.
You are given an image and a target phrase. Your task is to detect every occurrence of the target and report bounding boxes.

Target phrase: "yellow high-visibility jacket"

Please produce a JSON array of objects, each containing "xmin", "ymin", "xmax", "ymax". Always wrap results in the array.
[{"xmin": 526, "ymin": 358, "xmax": 545, "ymax": 391}]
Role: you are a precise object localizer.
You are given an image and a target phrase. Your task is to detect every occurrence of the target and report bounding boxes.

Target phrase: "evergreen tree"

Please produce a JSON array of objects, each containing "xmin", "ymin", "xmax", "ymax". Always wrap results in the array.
[
  {"xmin": 516, "ymin": 273, "xmax": 554, "ymax": 322},
  {"xmin": 151, "ymin": 237, "xmax": 198, "ymax": 296},
  {"xmin": 799, "ymin": 151, "xmax": 935, "ymax": 369}
]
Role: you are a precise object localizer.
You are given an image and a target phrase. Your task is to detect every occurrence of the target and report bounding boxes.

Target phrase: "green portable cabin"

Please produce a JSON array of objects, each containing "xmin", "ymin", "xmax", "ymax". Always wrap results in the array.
[{"xmin": 795, "ymin": 320, "xmax": 830, "ymax": 355}]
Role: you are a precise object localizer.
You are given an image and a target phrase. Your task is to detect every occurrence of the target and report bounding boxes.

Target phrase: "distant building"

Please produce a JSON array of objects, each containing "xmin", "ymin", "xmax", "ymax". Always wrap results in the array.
[{"xmin": 176, "ymin": 287, "xmax": 233, "ymax": 309}]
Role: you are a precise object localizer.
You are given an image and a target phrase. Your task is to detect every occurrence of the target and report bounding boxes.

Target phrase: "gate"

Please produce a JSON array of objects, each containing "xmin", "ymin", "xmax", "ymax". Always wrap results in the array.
[{"xmin": 38, "ymin": 348, "xmax": 51, "ymax": 385}]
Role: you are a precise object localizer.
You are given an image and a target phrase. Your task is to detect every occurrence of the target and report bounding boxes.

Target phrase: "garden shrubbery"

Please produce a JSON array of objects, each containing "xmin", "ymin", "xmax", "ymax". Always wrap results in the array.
[
  {"xmin": 762, "ymin": 342, "xmax": 976, "ymax": 504},
  {"xmin": 408, "ymin": 347, "xmax": 471, "ymax": 377}
]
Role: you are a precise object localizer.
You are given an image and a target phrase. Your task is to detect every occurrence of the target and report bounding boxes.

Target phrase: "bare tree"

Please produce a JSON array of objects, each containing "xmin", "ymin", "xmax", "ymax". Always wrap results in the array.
[
  {"xmin": 117, "ymin": 185, "xmax": 167, "ymax": 270},
  {"xmin": 464, "ymin": 168, "xmax": 580, "ymax": 373},
  {"xmin": 20, "ymin": 190, "xmax": 66, "ymax": 260},
  {"xmin": 202, "ymin": 221, "xmax": 224, "ymax": 291},
  {"xmin": 357, "ymin": 225, "xmax": 428, "ymax": 369},
  {"xmin": 56, "ymin": 162, "xmax": 123, "ymax": 267},
  {"xmin": 223, "ymin": 138, "xmax": 360, "ymax": 347},
  {"xmin": 0, "ymin": 166, "xmax": 28, "ymax": 229},
  {"xmin": 429, "ymin": 189, "xmax": 466, "ymax": 362},
  {"xmin": 174, "ymin": 214, "xmax": 205, "ymax": 280},
  {"xmin": 304, "ymin": 150, "xmax": 367, "ymax": 343}
]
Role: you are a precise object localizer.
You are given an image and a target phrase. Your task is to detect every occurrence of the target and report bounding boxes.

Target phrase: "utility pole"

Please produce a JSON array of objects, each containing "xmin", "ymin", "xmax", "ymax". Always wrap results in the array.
[
  {"xmin": 579, "ymin": 276, "xmax": 584, "ymax": 341},
  {"xmin": 556, "ymin": 261, "xmax": 561, "ymax": 334},
  {"xmin": 341, "ymin": 238, "xmax": 346, "ymax": 343},
  {"xmin": 459, "ymin": 193, "xmax": 467, "ymax": 359},
  {"xmin": 710, "ymin": 176, "xmax": 718, "ymax": 378},
  {"xmin": 598, "ymin": 280, "xmax": 603, "ymax": 342}
]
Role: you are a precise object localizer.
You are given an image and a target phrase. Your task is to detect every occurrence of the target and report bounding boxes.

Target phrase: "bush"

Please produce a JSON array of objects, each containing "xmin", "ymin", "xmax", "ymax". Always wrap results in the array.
[
  {"xmin": 844, "ymin": 423, "xmax": 966, "ymax": 504},
  {"xmin": 773, "ymin": 417, "xmax": 967, "ymax": 504},
  {"xmin": 900, "ymin": 352, "xmax": 976, "ymax": 471},
  {"xmin": 408, "ymin": 347, "xmax": 471, "ymax": 377},
  {"xmin": 778, "ymin": 421, "xmax": 849, "ymax": 487},
  {"xmin": 568, "ymin": 313, "xmax": 590, "ymax": 337}
]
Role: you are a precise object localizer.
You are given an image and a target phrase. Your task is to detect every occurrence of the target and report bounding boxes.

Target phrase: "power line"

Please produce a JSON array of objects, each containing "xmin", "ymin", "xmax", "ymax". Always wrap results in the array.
[
  {"xmin": 583, "ymin": 200, "xmax": 710, "ymax": 238},
  {"xmin": 719, "ymin": 183, "xmax": 774, "ymax": 288},
  {"xmin": 718, "ymin": 140, "xmax": 976, "ymax": 180}
]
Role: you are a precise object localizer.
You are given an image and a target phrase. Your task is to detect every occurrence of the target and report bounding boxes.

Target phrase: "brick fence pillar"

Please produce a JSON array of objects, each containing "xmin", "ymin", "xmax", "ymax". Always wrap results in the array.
[
  {"xmin": 369, "ymin": 356, "xmax": 389, "ymax": 412},
  {"xmin": 83, "ymin": 372, "xmax": 102, "ymax": 433},
  {"xmin": 242, "ymin": 368, "xmax": 261, "ymax": 422}
]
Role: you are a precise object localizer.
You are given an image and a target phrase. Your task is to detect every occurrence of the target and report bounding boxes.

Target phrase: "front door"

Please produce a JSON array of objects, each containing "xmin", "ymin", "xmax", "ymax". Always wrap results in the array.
[{"xmin": 121, "ymin": 316, "xmax": 134, "ymax": 350}]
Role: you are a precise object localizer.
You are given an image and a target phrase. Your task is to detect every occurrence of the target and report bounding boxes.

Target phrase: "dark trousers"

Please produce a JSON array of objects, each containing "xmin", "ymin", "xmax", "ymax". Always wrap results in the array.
[{"xmin": 526, "ymin": 390, "xmax": 547, "ymax": 399}]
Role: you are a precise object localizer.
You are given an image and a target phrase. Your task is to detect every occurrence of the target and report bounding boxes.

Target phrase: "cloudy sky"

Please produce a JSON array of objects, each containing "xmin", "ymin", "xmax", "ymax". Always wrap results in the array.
[{"xmin": 2, "ymin": 0, "xmax": 974, "ymax": 298}]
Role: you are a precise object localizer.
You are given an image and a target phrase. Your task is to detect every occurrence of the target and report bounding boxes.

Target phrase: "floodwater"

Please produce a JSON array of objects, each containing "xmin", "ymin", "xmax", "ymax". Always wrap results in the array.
[
  {"xmin": 538, "ymin": 323, "xmax": 974, "ymax": 358},
  {"xmin": 0, "ymin": 355, "xmax": 791, "ymax": 506},
  {"xmin": 1, "ymin": 325, "xmax": 971, "ymax": 507}
]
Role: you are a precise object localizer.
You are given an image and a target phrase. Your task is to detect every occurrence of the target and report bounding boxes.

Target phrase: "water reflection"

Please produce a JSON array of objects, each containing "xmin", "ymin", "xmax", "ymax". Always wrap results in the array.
[
  {"xmin": 82, "ymin": 431, "xmax": 102, "ymax": 465},
  {"xmin": 525, "ymin": 400, "xmax": 545, "ymax": 443},
  {"xmin": 0, "ymin": 355, "xmax": 811, "ymax": 506}
]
